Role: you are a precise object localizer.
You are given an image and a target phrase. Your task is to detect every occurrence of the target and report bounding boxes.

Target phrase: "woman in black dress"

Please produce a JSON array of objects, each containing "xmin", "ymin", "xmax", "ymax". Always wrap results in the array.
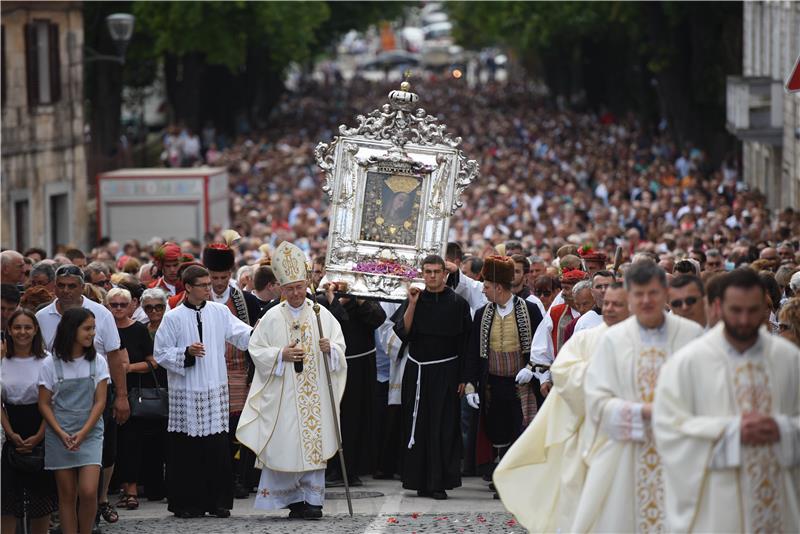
[
  {"xmin": 1, "ymin": 309, "xmax": 58, "ymax": 534},
  {"xmin": 107, "ymin": 287, "xmax": 167, "ymax": 509}
]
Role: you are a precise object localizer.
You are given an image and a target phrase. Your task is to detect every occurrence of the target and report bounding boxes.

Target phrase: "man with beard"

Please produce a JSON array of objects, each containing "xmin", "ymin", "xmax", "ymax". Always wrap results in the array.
[
  {"xmin": 654, "ymin": 268, "xmax": 800, "ymax": 532},
  {"xmin": 570, "ymin": 262, "xmax": 703, "ymax": 533},
  {"xmin": 494, "ymin": 283, "xmax": 630, "ymax": 532},
  {"xmin": 391, "ymin": 255, "xmax": 472, "ymax": 500},
  {"xmin": 463, "ymin": 256, "xmax": 544, "ymax": 497}
]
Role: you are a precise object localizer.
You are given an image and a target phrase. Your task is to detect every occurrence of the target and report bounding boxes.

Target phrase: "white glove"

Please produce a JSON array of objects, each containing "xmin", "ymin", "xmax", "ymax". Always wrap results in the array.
[
  {"xmin": 466, "ymin": 392, "xmax": 480, "ymax": 410},
  {"xmin": 515, "ymin": 367, "xmax": 534, "ymax": 385}
]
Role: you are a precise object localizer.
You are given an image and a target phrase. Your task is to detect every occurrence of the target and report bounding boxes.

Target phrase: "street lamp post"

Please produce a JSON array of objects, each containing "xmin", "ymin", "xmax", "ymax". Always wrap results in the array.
[{"xmin": 85, "ymin": 13, "xmax": 135, "ymax": 65}]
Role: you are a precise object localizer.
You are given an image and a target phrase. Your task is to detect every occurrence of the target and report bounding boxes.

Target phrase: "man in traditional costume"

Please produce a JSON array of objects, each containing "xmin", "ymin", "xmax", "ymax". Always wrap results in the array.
[
  {"xmin": 391, "ymin": 254, "xmax": 472, "ymax": 500},
  {"xmin": 570, "ymin": 262, "xmax": 703, "ymax": 533},
  {"xmin": 578, "ymin": 245, "xmax": 608, "ymax": 276},
  {"xmin": 236, "ymin": 241, "xmax": 347, "ymax": 520},
  {"xmin": 653, "ymin": 268, "xmax": 800, "ymax": 532},
  {"xmin": 201, "ymin": 240, "xmax": 262, "ymax": 498},
  {"xmin": 570, "ymin": 269, "xmax": 615, "ymax": 336},
  {"xmin": 462, "ymin": 256, "xmax": 544, "ymax": 497},
  {"xmin": 153, "ymin": 265, "xmax": 253, "ymax": 518},
  {"xmin": 520, "ymin": 268, "xmax": 589, "ymax": 397},
  {"xmin": 149, "ymin": 242, "xmax": 191, "ymax": 297},
  {"xmin": 493, "ymin": 282, "xmax": 630, "ymax": 532},
  {"xmin": 324, "ymin": 293, "xmax": 386, "ymax": 488},
  {"xmin": 510, "ymin": 254, "xmax": 547, "ymax": 317}
]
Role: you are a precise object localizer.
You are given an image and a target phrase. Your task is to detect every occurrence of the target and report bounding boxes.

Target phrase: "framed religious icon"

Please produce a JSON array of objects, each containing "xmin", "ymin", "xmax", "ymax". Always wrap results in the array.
[{"xmin": 315, "ymin": 79, "xmax": 479, "ymax": 301}]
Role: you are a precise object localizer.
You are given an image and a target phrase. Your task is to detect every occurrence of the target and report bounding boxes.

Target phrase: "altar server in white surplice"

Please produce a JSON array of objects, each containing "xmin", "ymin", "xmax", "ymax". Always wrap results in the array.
[
  {"xmin": 236, "ymin": 241, "xmax": 346, "ymax": 520},
  {"xmin": 154, "ymin": 265, "xmax": 253, "ymax": 519},
  {"xmin": 571, "ymin": 262, "xmax": 703, "ymax": 533},
  {"xmin": 654, "ymin": 268, "xmax": 800, "ymax": 533},
  {"xmin": 493, "ymin": 282, "xmax": 630, "ymax": 533}
]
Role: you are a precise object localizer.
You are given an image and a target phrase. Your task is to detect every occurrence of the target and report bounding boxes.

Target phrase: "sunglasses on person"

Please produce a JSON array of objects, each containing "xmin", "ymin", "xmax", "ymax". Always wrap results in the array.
[
  {"xmin": 670, "ymin": 296, "xmax": 699, "ymax": 309},
  {"xmin": 144, "ymin": 304, "xmax": 166, "ymax": 313},
  {"xmin": 108, "ymin": 302, "xmax": 129, "ymax": 309},
  {"xmin": 534, "ymin": 290, "xmax": 553, "ymax": 297},
  {"xmin": 56, "ymin": 265, "xmax": 83, "ymax": 278},
  {"xmin": 93, "ymin": 279, "xmax": 112, "ymax": 288}
]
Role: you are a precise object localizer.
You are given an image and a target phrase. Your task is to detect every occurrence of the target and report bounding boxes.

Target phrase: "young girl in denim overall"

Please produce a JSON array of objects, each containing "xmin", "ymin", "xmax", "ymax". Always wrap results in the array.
[{"xmin": 38, "ymin": 308, "xmax": 109, "ymax": 534}]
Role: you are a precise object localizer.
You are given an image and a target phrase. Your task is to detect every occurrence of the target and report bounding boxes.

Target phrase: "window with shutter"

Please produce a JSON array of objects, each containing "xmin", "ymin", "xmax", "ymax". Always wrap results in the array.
[{"xmin": 23, "ymin": 19, "xmax": 60, "ymax": 108}]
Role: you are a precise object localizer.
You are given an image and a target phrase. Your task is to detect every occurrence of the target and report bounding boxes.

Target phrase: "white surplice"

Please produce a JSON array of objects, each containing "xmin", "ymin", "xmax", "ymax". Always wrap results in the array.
[
  {"xmin": 493, "ymin": 322, "xmax": 607, "ymax": 533},
  {"xmin": 653, "ymin": 324, "xmax": 800, "ymax": 533},
  {"xmin": 154, "ymin": 301, "xmax": 252, "ymax": 436},
  {"xmin": 236, "ymin": 299, "xmax": 347, "ymax": 510},
  {"xmin": 572, "ymin": 314, "xmax": 703, "ymax": 533}
]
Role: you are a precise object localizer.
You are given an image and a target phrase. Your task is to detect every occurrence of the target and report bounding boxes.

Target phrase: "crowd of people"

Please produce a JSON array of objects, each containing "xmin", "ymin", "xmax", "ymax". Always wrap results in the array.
[{"xmin": 1, "ymin": 75, "xmax": 800, "ymax": 532}]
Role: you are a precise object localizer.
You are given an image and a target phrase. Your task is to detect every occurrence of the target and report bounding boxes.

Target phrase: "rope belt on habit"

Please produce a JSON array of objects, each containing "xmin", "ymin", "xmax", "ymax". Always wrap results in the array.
[
  {"xmin": 345, "ymin": 348, "xmax": 376, "ymax": 360},
  {"xmin": 407, "ymin": 354, "xmax": 458, "ymax": 449}
]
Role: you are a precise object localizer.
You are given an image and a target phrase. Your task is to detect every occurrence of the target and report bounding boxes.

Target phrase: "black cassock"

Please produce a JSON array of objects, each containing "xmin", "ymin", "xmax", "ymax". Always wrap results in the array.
[
  {"xmin": 326, "ymin": 298, "xmax": 386, "ymax": 480},
  {"xmin": 392, "ymin": 287, "xmax": 472, "ymax": 493}
]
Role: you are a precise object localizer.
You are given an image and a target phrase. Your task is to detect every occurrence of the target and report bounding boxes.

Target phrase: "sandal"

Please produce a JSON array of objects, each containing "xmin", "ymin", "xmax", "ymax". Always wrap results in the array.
[
  {"xmin": 98, "ymin": 501, "xmax": 119, "ymax": 523},
  {"xmin": 126, "ymin": 494, "xmax": 139, "ymax": 510}
]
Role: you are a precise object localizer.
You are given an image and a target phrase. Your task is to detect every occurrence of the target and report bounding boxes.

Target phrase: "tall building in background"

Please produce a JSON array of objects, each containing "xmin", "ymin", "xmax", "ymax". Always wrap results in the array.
[
  {"xmin": 727, "ymin": 1, "xmax": 800, "ymax": 209},
  {"xmin": 1, "ymin": 1, "xmax": 88, "ymax": 253}
]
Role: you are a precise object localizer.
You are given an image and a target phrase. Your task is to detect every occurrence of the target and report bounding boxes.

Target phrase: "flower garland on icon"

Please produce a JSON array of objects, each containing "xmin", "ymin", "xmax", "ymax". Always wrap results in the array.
[{"xmin": 353, "ymin": 260, "xmax": 419, "ymax": 279}]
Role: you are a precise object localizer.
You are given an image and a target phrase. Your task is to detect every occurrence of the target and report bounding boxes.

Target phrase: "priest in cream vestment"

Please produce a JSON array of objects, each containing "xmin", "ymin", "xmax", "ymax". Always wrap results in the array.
[
  {"xmin": 654, "ymin": 269, "xmax": 800, "ymax": 533},
  {"xmin": 493, "ymin": 283, "xmax": 630, "ymax": 532},
  {"xmin": 571, "ymin": 262, "xmax": 703, "ymax": 533},
  {"xmin": 236, "ymin": 241, "xmax": 347, "ymax": 519}
]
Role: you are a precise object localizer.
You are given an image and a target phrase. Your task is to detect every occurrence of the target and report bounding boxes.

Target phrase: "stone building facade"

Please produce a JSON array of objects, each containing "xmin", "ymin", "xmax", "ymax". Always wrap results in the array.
[
  {"xmin": 1, "ymin": 1, "xmax": 88, "ymax": 253},
  {"xmin": 728, "ymin": 1, "xmax": 800, "ymax": 209}
]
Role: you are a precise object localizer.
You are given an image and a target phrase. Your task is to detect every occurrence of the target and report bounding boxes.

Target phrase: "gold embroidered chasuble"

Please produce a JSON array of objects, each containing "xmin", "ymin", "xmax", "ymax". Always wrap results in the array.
[
  {"xmin": 571, "ymin": 314, "xmax": 704, "ymax": 533},
  {"xmin": 493, "ymin": 322, "xmax": 608, "ymax": 533},
  {"xmin": 236, "ymin": 299, "xmax": 347, "ymax": 472},
  {"xmin": 653, "ymin": 324, "xmax": 800, "ymax": 533}
]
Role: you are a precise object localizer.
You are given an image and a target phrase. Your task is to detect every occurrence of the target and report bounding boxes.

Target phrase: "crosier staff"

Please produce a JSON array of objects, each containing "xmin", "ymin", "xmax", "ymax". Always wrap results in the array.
[{"xmin": 310, "ymin": 280, "xmax": 354, "ymax": 517}]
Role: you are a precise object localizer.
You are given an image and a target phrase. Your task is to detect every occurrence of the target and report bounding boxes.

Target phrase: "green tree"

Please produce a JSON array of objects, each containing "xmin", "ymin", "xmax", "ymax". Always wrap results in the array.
[{"xmin": 448, "ymin": 1, "xmax": 742, "ymax": 161}]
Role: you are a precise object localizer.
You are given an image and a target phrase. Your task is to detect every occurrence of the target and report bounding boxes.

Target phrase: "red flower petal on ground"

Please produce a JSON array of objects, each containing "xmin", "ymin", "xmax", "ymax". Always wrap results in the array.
[
  {"xmin": 506, "ymin": 519, "xmax": 517, "ymax": 526},
  {"xmin": 387, "ymin": 517, "xmax": 398, "ymax": 524},
  {"xmin": 411, "ymin": 512, "xmax": 419, "ymax": 519}
]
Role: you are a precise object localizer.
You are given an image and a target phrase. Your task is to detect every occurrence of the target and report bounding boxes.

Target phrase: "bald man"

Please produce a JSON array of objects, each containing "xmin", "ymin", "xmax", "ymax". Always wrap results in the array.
[{"xmin": 1, "ymin": 250, "xmax": 26, "ymax": 286}]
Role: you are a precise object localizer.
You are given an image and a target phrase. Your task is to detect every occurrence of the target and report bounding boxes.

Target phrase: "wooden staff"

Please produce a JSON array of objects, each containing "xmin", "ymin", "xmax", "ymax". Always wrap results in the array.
[{"xmin": 310, "ymin": 283, "xmax": 353, "ymax": 517}]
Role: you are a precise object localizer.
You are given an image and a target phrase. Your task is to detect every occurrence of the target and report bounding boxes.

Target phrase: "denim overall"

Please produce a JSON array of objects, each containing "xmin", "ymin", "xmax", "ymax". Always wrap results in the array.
[{"xmin": 44, "ymin": 358, "xmax": 104, "ymax": 470}]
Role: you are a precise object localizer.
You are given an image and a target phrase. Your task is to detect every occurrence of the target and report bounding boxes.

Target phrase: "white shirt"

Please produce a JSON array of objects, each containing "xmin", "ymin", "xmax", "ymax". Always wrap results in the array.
[
  {"xmin": 1, "ymin": 355, "xmax": 50, "ymax": 404},
  {"xmin": 154, "ymin": 301, "xmax": 252, "ymax": 436},
  {"xmin": 212, "ymin": 284, "xmax": 232, "ymax": 304},
  {"xmin": 530, "ymin": 306, "xmax": 581, "ymax": 382},
  {"xmin": 36, "ymin": 297, "xmax": 122, "ymax": 358},
  {"xmin": 38, "ymin": 354, "xmax": 110, "ymax": 400},
  {"xmin": 132, "ymin": 306, "xmax": 149, "ymax": 324},
  {"xmin": 573, "ymin": 309, "xmax": 602, "ymax": 334}
]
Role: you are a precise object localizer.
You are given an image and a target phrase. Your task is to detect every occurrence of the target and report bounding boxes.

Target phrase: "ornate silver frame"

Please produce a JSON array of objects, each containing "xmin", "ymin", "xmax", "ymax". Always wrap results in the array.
[{"xmin": 315, "ymin": 81, "xmax": 479, "ymax": 301}]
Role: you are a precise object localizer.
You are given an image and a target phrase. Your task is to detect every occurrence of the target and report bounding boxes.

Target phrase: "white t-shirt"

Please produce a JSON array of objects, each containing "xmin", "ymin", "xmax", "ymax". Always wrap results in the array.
[
  {"xmin": 36, "ymin": 297, "xmax": 122, "ymax": 358},
  {"xmin": 1, "ymin": 354, "xmax": 50, "ymax": 404},
  {"xmin": 38, "ymin": 354, "xmax": 110, "ymax": 400}
]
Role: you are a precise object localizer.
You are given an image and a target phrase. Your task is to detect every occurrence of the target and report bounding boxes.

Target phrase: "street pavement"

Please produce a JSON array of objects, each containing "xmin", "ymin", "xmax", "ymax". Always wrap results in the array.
[{"xmin": 103, "ymin": 477, "xmax": 524, "ymax": 533}]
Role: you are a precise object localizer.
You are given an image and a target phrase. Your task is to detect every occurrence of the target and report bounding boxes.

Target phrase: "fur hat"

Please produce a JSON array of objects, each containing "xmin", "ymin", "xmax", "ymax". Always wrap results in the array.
[
  {"xmin": 202, "ymin": 244, "xmax": 235, "ymax": 272},
  {"xmin": 481, "ymin": 255, "xmax": 514, "ymax": 286}
]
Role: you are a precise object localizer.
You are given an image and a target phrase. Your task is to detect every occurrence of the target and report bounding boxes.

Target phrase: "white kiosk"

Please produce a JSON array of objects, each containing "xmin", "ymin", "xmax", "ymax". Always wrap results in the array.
[{"xmin": 96, "ymin": 167, "xmax": 230, "ymax": 243}]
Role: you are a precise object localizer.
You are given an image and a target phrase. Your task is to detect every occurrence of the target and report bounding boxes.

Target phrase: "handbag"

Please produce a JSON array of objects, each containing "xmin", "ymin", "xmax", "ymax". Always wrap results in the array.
[
  {"xmin": 129, "ymin": 361, "xmax": 169, "ymax": 419},
  {"xmin": 4, "ymin": 441, "xmax": 45, "ymax": 473}
]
